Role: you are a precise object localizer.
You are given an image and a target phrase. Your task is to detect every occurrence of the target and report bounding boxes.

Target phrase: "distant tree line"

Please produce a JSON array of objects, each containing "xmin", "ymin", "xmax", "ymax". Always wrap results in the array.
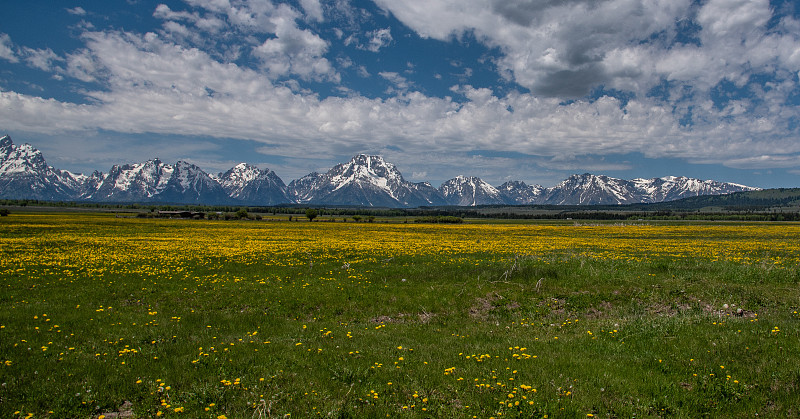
[
  {"xmin": 639, "ymin": 212, "xmax": 800, "ymax": 221},
  {"xmin": 414, "ymin": 216, "xmax": 464, "ymax": 224},
  {"xmin": 3, "ymin": 198, "xmax": 800, "ymax": 221}
]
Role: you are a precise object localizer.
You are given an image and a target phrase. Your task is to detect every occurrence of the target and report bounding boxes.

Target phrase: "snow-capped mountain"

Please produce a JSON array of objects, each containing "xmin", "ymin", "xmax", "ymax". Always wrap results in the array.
[
  {"xmin": 430, "ymin": 173, "xmax": 758, "ymax": 206},
  {"xmin": 0, "ymin": 135, "xmax": 85, "ymax": 200},
  {"xmin": 78, "ymin": 171, "xmax": 106, "ymax": 199},
  {"xmin": 439, "ymin": 175, "xmax": 507, "ymax": 206},
  {"xmin": 91, "ymin": 159, "xmax": 231, "ymax": 204},
  {"xmin": 540, "ymin": 173, "xmax": 758, "ymax": 205},
  {"xmin": 544, "ymin": 173, "xmax": 642, "ymax": 205},
  {"xmin": 632, "ymin": 176, "xmax": 753, "ymax": 203},
  {"xmin": 287, "ymin": 172, "xmax": 322, "ymax": 203},
  {"xmin": 0, "ymin": 134, "xmax": 761, "ymax": 207},
  {"xmin": 159, "ymin": 161, "xmax": 231, "ymax": 204},
  {"xmin": 288, "ymin": 154, "xmax": 447, "ymax": 207},
  {"xmin": 0, "ymin": 135, "xmax": 288, "ymax": 205},
  {"xmin": 216, "ymin": 163, "xmax": 290, "ymax": 205},
  {"xmin": 497, "ymin": 181, "xmax": 546, "ymax": 205},
  {"xmin": 91, "ymin": 158, "xmax": 174, "ymax": 202}
]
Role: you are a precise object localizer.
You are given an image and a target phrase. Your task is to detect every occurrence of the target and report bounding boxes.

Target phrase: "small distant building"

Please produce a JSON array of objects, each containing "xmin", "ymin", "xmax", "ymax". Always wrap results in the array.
[{"xmin": 158, "ymin": 210, "xmax": 204, "ymax": 219}]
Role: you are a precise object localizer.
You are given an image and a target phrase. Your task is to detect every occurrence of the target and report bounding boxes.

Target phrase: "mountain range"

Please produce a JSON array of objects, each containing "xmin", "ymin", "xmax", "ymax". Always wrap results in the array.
[{"xmin": 0, "ymin": 134, "xmax": 760, "ymax": 207}]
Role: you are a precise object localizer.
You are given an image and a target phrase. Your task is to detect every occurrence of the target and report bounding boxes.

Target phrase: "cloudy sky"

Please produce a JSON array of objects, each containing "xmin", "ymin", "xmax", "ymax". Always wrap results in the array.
[{"xmin": 2, "ymin": 0, "xmax": 799, "ymax": 188}]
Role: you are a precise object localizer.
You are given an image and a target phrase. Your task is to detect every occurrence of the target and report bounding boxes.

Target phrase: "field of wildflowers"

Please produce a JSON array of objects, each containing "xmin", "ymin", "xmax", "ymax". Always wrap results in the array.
[{"xmin": 1, "ymin": 213, "xmax": 799, "ymax": 417}]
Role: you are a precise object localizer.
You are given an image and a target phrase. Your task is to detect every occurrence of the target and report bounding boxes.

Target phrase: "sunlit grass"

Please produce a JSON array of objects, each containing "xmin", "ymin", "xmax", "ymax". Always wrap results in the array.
[{"xmin": 1, "ymin": 213, "xmax": 799, "ymax": 417}]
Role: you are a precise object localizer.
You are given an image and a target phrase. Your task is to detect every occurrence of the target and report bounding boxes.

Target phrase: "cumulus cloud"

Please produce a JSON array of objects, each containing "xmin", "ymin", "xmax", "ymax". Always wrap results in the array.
[
  {"xmin": 299, "ymin": 0, "xmax": 324, "ymax": 22},
  {"xmin": 154, "ymin": 4, "xmax": 194, "ymax": 21},
  {"xmin": 4, "ymin": 25, "xmax": 796, "ymax": 171},
  {"xmin": 373, "ymin": 0, "xmax": 800, "ymax": 102},
  {"xmin": 372, "ymin": 0, "xmax": 689, "ymax": 97},
  {"xmin": 0, "ymin": 33, "xmax": 18, "ymax": 63},
  {"xmin": 696, "ymin": 0, "xmax": 771, "ymax": 39},
  {"xmin": 153, "ymin": 1, "xmax": 338, "ymax": 81},
  {"xmin": 252, "ymin": 22, "xmax": 337, "ymax": 81},
  {"xmin": 154, "ymin": 3, "xmax": 226, "ymax": 34},
  {"xmin": 2, "ymin": 0, "xmax": 800, "ymax": 182}
]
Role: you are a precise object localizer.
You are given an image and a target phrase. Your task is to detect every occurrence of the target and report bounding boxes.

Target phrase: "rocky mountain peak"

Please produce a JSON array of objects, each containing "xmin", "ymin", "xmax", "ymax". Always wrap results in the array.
[
  {"xmin": 0, "ymin": 134, "xmax": 762, "ymax": 207},
  {"xmin": 0, "ymin": 135, "xmax": 13, "ymax": 150},
  {"xmin": 440, "ymin": 175, "xmax": 505, "ymax": 206}
]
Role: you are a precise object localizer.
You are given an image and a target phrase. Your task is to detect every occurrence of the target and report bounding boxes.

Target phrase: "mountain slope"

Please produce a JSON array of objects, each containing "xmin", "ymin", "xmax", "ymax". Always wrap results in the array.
[
  {"xmin": 642, "ymin": 187, "xmax": 800, "ymax": 210},
  {"xmin": 287, "ymin": 172, "xmax": 323, "ymax": 203},
  {"xmin": 289, "ymin": 155, "xmax": 447, "ymax": 207},
  {"xmin": 543, "ymin": 173, "xmax": 641, "ymax": 205},
  {"xmin": 497, "ymin": 180, "xmax": 546, "ymax": 205},
  {"xmin": 91, "ymin": 159, "xmax": 230, "ymax": 204},
  {"xmin": 439, "ymin": 175, "xmax": 507, "ymax": 206},
  {"xmin": 159, "ymin": 161, "xmax": 231, "ymax": 204},
  {"xmin": 433, "ymin": 173, "xmax": 758, "ymax": 206},
  {"xmin": 0, "ymin": 135, "xmax": 85, "ymax": 200},
  {"xmin": 0, "ymin": 134, "xmax": 763, "ymax": 207},
  {"xmin": 542, "ymin": 173, "xmax": 759, "ymax": 205},
  {"xmin": 217, "ymin": 163, "xmax": 291, "ymax": 205},
  {"xmin": 91, "ymin": 158, "xmax": 174, "ymax": 202},
  {"xmin": 633, "ymin": 176, "xmax": 755, "ymax": 203}
]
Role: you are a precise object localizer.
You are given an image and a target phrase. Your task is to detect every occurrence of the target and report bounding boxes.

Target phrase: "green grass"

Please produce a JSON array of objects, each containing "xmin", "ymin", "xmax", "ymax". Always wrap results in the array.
[{"xmin": 0, "ymin": 213, "xmax": 799, "ymax": 418}]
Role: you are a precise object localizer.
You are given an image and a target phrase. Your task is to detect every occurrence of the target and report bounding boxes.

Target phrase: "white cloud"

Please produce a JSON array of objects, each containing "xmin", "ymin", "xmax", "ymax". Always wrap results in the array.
[
  {"xmin": 66, "ymin": 7, "xmax": 87, "ymax": 16},
  {"xmin": 299, "ymin": 0, "xmax": 324, "ymax": 22},
  {"xmin": 365, "ymin": 28, "xmax": 392, "ymax": 52},
  {"xmin": 154, "ymin": 1, "xmax": 338, "ymax": 82},
  {"xmin": 2, "ymin": 25, "xmax": 798, "ymax": 173},
  {"xmin": 183, "ymin": 0, "xmax": 232, "ymax": 14},
  {"xmin": 252, "ymin": 21, "xmax": 337, "ymax": 81},
  {"xmin": 723, "ymin": 154, "xmax": 800, "ymax": 169},
  {"xmin": 341, "ymin": 28, "xmax": 392, "ymax": 53},
  {"xmin": 337, "ymin": 56, "xmax": 353, "ymax": 68},
  {"xmin": 160, "ymin": 20, "xmax": 201, "ymax": 44},
  {"xmin": 2, "ymin": 2, "xmax": 800, "ymax": 181},
  {"xmin": 220, "ymin": 1, "xmax": 281, "ymax": 33},
  {"xmin": 65, "ymin": 49, "xmax": 101, "ymax": 82},
  {"xmin": 373, "ymin": 0, "xmax": 692, "ymax": 97},
  {"xmin": 696, "ymin": 0, "xmax": 771, "ymax": 40},
  {"xmin": 154, "ymin": 3, "xmax": 226, "ymax": 35},
  {"xmin": 379, "ymin": 71, "xmax": 410, "ymax": 92},
  {"xmin": 153, "ymin": 4, "xmax": 192, "ymax": 21},
  {"xmin": 342, "ymin": 34, "xmax": 357, "ymax": 47},
  {"xmin": 337, "ymin": 56, "xmax": 370, "ymax": 77},
  {"xmin": 0, "ymin": 33, "xmax": 18, "ymax": 63},
  {"xmin": 373, "ymin": 0, "xmax": 800, "ymax": 102},
  {"xmin": 22, "ymin": 47, "xmax": 63, "ymax": 72},
  {"xmin": 539, "ymin": 156, "xmax": 633, "ymax": 172}
]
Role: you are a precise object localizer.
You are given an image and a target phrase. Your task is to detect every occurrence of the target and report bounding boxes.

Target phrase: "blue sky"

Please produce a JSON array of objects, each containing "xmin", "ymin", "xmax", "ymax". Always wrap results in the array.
[{"xmin": 1, "ymin": 0, "xmax": 800, "ymax": 188}]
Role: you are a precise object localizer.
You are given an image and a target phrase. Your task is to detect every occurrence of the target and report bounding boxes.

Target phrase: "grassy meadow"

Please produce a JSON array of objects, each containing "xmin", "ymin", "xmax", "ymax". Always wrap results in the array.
[{"xmin": 1, "ymin": 213, "xmax": 799, "ymax": 418}]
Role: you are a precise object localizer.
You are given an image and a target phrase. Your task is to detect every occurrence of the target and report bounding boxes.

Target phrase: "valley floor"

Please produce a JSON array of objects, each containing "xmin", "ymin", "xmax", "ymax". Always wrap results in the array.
[{"xmin": 1, "ymin": 213, "xmax": 799, "ymax": 417}]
